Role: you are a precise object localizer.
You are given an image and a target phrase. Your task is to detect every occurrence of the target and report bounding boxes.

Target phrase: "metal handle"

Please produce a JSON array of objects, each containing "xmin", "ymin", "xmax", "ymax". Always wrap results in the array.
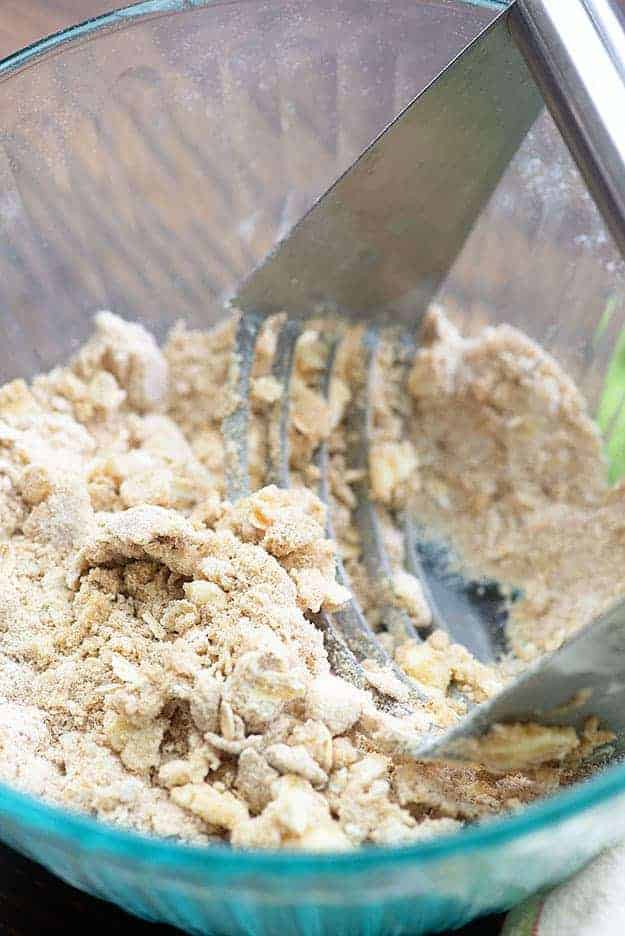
[{"xmin": 510, "ymin": 0, "xmax": 625, "ymax": 259}]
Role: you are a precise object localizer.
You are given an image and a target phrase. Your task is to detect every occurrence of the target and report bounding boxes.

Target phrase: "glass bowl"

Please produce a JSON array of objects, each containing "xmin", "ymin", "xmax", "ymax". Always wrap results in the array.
[{"xmin": 1, "ymin": 1, "xmax": 625, "ymax": 933}]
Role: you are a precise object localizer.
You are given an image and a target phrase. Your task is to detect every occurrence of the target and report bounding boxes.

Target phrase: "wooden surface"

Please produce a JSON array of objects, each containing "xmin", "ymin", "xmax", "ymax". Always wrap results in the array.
[
  {"xmin": 0, "ymin": 1, "xmax": 113, "ymax": 60},
  {"xmin": 0, "ymin": 4, "xmax": 507, "ymax": 934}
]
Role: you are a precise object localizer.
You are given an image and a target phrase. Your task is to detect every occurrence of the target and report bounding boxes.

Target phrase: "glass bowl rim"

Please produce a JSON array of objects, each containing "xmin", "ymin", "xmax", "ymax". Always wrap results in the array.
[{"xmin": 0, "ymin": 0, "xmax": 621, "ymax": 875}]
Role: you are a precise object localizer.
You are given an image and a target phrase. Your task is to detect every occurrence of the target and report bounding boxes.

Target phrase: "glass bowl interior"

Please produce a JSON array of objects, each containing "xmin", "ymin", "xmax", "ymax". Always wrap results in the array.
[
  {"xmin": 3, "ymin": 738, "xmax": 625, "ymax": 871},
  {"xmin": 1, "ymin": 0, "xmax": 625, "ymax": 931}
]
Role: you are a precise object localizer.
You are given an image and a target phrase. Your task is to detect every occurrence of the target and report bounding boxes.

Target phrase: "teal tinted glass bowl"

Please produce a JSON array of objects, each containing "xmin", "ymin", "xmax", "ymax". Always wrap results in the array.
[{"xmin": 1, "ymin": 1, "xmax": 625, "ymax": 934}]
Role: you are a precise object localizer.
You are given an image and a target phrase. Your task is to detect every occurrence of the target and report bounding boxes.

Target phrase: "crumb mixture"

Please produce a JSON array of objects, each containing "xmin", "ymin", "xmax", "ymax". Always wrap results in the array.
[{"xmin": 0, "ymin": 308, "xmax": 618, "ymax": 849}]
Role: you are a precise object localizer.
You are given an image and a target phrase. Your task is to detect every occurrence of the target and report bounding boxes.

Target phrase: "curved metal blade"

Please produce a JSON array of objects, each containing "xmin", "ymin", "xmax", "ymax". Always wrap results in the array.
[
  {"xmin": 417, "ymin": 597, "xmax": 625, "ymax": 761},
  {"xmin": 234, "ymin": 7, "xmax": 541, "ymax": 323}
]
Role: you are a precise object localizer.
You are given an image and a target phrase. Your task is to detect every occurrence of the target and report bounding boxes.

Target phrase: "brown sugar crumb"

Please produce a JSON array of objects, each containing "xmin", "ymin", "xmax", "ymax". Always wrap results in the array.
[
  {"xmin": 0, "ymin": 307, "xmax": 616, "ymax": 850},
  {"xmin": 396, "ymin": 630, "xmax": 503, "ymax": 703}
]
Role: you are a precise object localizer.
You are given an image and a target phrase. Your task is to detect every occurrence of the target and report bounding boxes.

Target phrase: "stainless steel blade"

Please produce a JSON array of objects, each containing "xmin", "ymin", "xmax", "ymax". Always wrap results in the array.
[
  {"xmin": 234, "ymin": 7, "xmax": 542, "ymax": 322},
  {"xmin": 417, "ymin": 597, "xmax": 625, "ymax": 761}
]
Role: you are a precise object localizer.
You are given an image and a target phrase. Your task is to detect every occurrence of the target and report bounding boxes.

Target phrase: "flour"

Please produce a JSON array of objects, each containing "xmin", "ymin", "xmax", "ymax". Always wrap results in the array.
[{"xmin": 0, "ymin": 307, "xmax": 616, "ymax": 848}]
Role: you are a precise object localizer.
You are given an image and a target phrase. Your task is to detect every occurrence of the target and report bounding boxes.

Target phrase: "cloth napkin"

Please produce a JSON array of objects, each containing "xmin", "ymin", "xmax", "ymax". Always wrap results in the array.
[{"xmin": 501, "ymin": 843, "xmax": 625, "ymax": 935}]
